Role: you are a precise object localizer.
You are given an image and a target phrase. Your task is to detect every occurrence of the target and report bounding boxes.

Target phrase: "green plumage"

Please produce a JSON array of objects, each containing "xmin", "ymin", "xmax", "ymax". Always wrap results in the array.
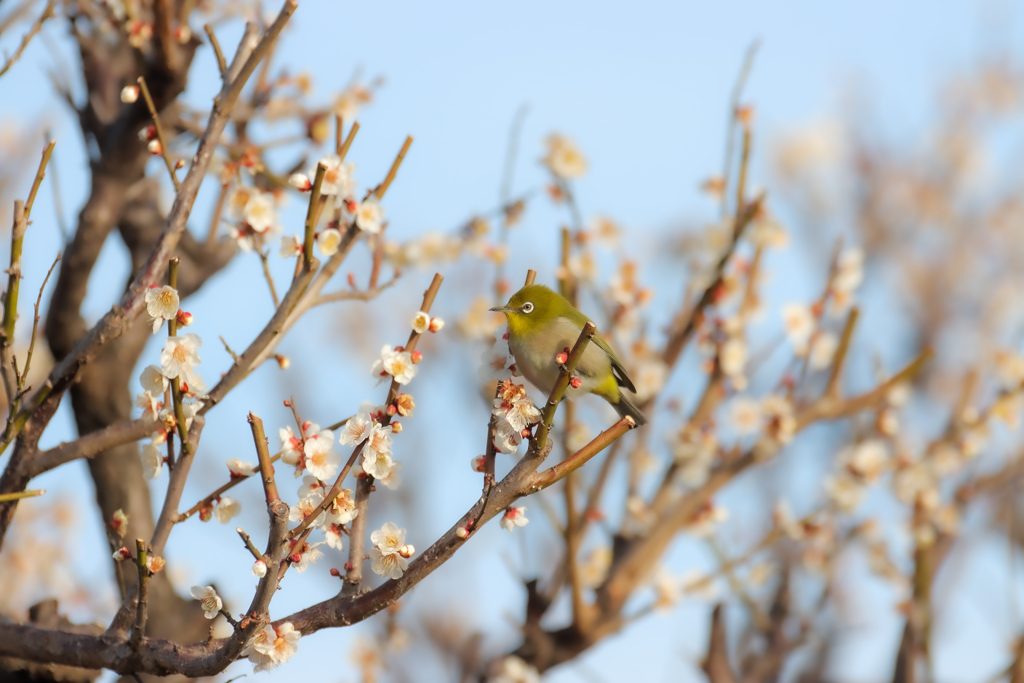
[{"xmin": 492, "ymin": 284, "xmax": 647, "ymax": 426}]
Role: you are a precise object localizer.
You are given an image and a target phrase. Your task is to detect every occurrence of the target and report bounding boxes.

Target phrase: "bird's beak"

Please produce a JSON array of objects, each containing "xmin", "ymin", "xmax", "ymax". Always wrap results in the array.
[{"xmin": 489, "ymin": 305, "xmax": 511, "ymax": 313}]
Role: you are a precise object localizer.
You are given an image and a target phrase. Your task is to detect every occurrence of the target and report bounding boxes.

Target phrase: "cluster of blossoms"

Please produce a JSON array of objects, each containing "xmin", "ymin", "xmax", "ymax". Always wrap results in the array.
[
  {"xmin": 491, "ymin": 380, "xmax": 542, "ymax": 454},
  {"xmin": 270, "ymin": 311, "xmax": 437, "ymax": 577},
  {"xmin": 279, "ymin": 153, "xmax": 387, "ymax": 260},
  {"xmin": 136, "ymin": 286, "xmax": 205, "ymax": 481},
  {"xmin": 780, "ymin": 246, "xmax": 864, "ymax": 369}
]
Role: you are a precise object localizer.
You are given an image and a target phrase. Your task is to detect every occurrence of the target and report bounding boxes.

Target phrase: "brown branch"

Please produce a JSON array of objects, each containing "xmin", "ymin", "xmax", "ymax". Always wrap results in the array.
[
  {"xmin": 26, "ymin": 417, "xmax": 153, "ymax": 477},
  {"xmin": 702, "ymin": 604, "xmax": 737, "ymax": 683},
  {"xmin": 248, "ymin": 413, "xmax": 279, "ymax": 504},
  {"xmin": 130, "ymin": 539, "xmax": 150, "ymax": 648}
]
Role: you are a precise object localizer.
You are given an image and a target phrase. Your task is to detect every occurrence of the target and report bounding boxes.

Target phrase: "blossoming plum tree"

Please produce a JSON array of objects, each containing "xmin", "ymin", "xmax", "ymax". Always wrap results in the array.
[{"xmin": 0, "ymin": 3, "xmax": 1023, "ymax": 683}]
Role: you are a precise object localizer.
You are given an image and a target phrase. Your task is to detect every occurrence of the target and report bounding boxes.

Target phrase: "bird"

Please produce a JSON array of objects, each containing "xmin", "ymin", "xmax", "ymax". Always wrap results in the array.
[{"xmin": 490, "ymin": 284, "xmax": 647, "ymax": 426}]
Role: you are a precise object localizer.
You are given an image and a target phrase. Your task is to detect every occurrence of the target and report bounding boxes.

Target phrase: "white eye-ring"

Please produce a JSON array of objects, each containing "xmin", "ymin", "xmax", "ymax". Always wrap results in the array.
[{"xmin": 521, "ymin": 302, "xmax": 534, "ymax": 314}]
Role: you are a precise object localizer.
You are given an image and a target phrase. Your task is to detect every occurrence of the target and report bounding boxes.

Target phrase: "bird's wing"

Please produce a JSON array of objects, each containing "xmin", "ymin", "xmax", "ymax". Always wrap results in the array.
[{"xmin": 591, "ymin": 332, "xmax": 637, "ymax": 394}]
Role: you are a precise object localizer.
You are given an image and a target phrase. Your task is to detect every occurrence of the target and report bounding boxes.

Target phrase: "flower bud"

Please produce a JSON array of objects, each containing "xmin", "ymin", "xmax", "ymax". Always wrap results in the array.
[
  {"xmin": 120, "ymin": 85, "xmax": 139, "ymax": 103},
  {"xmin": 471, "ymin": 455, "xmax": 486, "ymax": 472},
  {"xmin": 456, "ymin": 526, "xmax": 469, "ymax": 539},
  {"xmin": 428, "ymin": 317, "xmax": 445, "ymax": 333},
  {"xmin": 391, "ymin": 421, "xmax": 402, "ymax": 434},
  {"xmin": 399, "ymin": 544, "xmax": 415, "ymax": 558},
  {"xmin": 147, "ymin": 139, "xmax": 163, "ymax": 156},
  {"xmin": 113, "ymin": 546, "xmax": 131, "ymax": 562},
  {"xmin": 275, "ymin": 354, "xmax": 291, "ymax": 370},
  {"xmin": 410, "ymin": 350, "xmax": 423, "ymax": 364},
  {"xmin": 111, "ymin": 509, "xmax": 129, "ymax": 538},
  {"xmin": 289, "ymin": 173, "xmax": 312, "ymax": 191},
  {"xmin": 252, "ymin": 560, "xmax": 267, "ymax": 577},
  {"xmin": 570, "ymin": 376, "xmax": 583, "ymax": 389},
  {"xmin": 176, "ymin": 310, "xmax": 193, "ymax": 326}
]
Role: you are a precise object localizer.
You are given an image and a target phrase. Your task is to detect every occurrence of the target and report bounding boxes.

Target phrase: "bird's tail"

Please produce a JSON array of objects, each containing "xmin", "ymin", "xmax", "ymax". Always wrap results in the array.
[{"xmin": 613, "ymin": 392, "xmax": 647, "ymax": 427}]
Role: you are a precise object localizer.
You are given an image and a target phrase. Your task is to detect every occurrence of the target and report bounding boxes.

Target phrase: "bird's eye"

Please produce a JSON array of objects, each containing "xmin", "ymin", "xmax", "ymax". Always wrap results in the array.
[{"xmin": 521, "ymin": 302, "xmax": 534, "ymax": 314}]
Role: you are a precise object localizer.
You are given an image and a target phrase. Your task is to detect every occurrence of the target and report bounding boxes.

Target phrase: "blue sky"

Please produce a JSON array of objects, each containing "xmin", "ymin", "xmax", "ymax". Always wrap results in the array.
[{"xmin": 0, "ymin": 1, "xmax": 1022, "ymax": 681}]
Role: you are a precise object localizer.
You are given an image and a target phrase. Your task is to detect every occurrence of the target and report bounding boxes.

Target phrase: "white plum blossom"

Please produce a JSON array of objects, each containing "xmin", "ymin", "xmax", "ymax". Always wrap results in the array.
[
  {"xmin": 500, "ymin": 506, "xmax": 529, "ymax": 532},
  {"xmin": 160, "ymin": 333, "xmax": 202, "ymax": 382},
  {"xmin": 490, "ymin": 655, "xmax": 541, "ymax": 683},
  {"xmin": 338, "ymin": 404, "xmax": 375, "ymax": 447},
  {"xmin": 361, "ymin": 424, "xmax": 395, "ymax": 480},
  {"xmin": 140, "ymin": 442, "xmax": 163, "ymax": 480},
  {"xmin": 492, "ymin": 381, "xmax": 541, "ymax": 433},
  {"xmin": 354, "ymin": 198, "xmax": 384, "ymax": 234},
  {"xmin": 242, "ymin": 622, "xmax": 300, "ymax": 672},
  {"xmin": 213, "ymin": 497, "xmax": 241, "ymax": 523},
  {"xmin": 316, "ymin": 153, "xmax": 356, "ymax": 197},
  {"xmin": 782, "ymin": 303, "xmax": 815, "ymax": 354},
  {"xmin": 369, "ymin": 522, "xmax": 409, "ymax": 579},
  {"xmin": 189, "ymin": 585, "xmax": 222, "ymax": 619},
  {"xmin": 728, "ymin": 397, "xmax": 763, "ymax": 436},
  {"xmin": 411, "ymin": 310, "xmax": 430, "ymax": 334},
  {"xmin": 279, "ymin": 234, "xmax": 302, "ymax": 258},
  {"xmin": 243, "ymin": 191, "xmax": 278, "ymax": 233},
  {"xmin": 303, "ymin": 426, "xmax": 339, "ymax": 480},
  {"xmin": 289, "ymin": 487, "xmax": 327, "ymax": 529},
  {"xmin": 280, "ymin": 426, "xmax": 302, "ymax": 465},
  {"xmin": 809, "ymin": 332, "xmax": 838, "ymax": 370},
  {"xmin": 139, "ymin": 364, "xmax": 168, "ymax": 395},
  {"xmin": 542, "ymin": 133, "xmax": 588, "ymax": 180},
  {"xmin": 325, "ymin": 524, "xmax": 345, "ymax": 550},
  {"xmin": 316, "ymin": 228, "xmax": 342, "ymax": 256},
  {"xmin": 378, "ymin": 460, "xmax": 402, "ymax": 490},
  {"xmin": 479, "ymin": 333, "xmax": 518, "ymax": 382},
  {"xmin": 325, "ymin": 488, "xmax": 358, "ymax": 525},
  {"xmin": 292, "ymin": 541, "xmax": 325, "ymax": 573},
  {"xmin": 371, "ymin": 345, "xmax": 418, "ymax": 385},
  {"xmin": 145, "ymin": 286, "xmax": 179, "ymax": 333}
]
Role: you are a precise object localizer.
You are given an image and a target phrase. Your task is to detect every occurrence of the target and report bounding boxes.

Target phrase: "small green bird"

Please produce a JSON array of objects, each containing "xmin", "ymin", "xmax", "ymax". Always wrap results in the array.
[{"xmin": 491, "ymin": 284, "xmax": 647, "ymax": 426}]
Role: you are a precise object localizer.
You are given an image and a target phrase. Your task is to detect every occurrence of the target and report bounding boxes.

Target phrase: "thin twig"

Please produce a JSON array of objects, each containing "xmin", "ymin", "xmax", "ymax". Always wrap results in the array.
[
  {"xmin": 0, "ymin": 0, "xmax": 57, "ymax": 80},
  {"xmin": 137, "ymin": 76, "xmax": 181, "ymax": 190}
]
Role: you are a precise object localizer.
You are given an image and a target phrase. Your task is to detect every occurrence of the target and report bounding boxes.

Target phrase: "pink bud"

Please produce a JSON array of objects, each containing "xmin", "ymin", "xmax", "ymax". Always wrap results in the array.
[
  {"xmin": 176, "ymin": 310, "xmax": 193, "ymax": 326},
  {"xmin": 555, "ymin": 352, "xmax": 568, "ymax": 365},
  {"xmin": 570, "ymin": 376, "xmax": 582, "ymax": 389},
  {"xmin": 344, "ymin": 199, "xmax": 358, "ymax": 213},
  {"xmin": 290, "ymin": 552, "xmax": 302, "ymax": 563},
  {"xmin": 471, "ymin": 455, "xmax": 486, "ymax": 472},
  {"xmin": 344, "ymin": 561, "xmax": 354, "ymax": 571},
  {"xmin": 391, "ymin": 421, "xmax": 402, "ymax": 433},
  {"xmin": 410, "ymin": 350, "xmax": 423, "ymax": 364},
  {"xmin": 174, "ymin": 159, "xmax": 185, "ymax": 170},
  {"xmin": 144, "ymin": 125, "xmax": 157, "ymax": 141},
  {"xmin": 387, "ymin": 404, "xmax": 397, "ymax": 416},
  {"xmin": 330, "ymin": 568, "xmax": 341, "ymax": 577},
  {"xmin": 428, "ymin": 317, "xmax": 445, "ymax": 333}
]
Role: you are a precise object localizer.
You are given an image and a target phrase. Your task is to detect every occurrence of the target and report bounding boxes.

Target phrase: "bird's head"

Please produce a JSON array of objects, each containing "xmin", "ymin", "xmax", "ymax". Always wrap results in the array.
[{"xmin": 490, "ymin": 284, "xmax": 567, "ymax": 337}]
